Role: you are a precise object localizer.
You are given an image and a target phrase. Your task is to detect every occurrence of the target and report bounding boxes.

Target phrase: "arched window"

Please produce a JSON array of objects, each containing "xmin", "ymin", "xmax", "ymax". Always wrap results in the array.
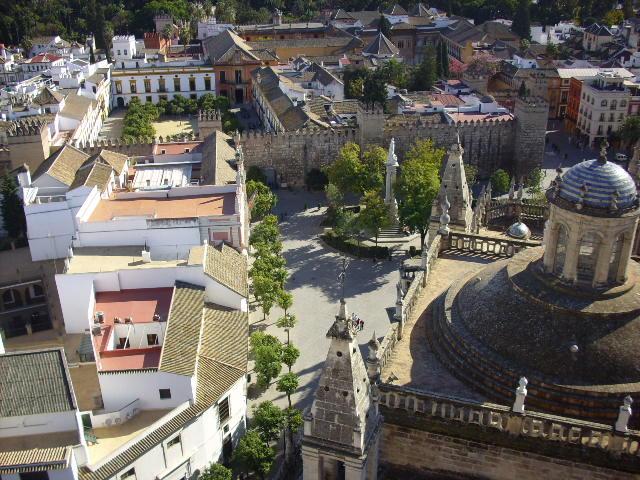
[
  {"xmin": 577, "ymin": 232, "xmax": 600, "ymax": 283},
  {"xmin": 608, "ymin": 233, "xmax": 625, "ymax": 283},
  {"xmin": 554, "ymin": 224, "xmax": 568, "ymax": 275}
]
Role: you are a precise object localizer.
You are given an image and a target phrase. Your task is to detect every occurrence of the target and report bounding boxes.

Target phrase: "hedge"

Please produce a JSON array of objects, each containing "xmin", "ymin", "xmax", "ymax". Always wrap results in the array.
[{"xmin": 321, "ymin": 231, "xmax": 389, "ymax": 259}]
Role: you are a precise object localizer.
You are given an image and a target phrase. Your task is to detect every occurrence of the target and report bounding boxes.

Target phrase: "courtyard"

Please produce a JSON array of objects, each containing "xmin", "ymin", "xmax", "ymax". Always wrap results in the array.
[{"xmin": 99, "ymin": 109, "xmax": 197, "ymax": 140}]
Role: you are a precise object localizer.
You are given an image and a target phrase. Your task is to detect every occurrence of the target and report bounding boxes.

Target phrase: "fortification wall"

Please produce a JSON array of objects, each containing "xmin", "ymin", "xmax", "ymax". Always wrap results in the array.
[
  {"xmin": 380, "ymin": 423, "xmax": 637, "ymax": 480},
  {"xmin": 383, "ymin": 118, "xmax": 516, "ymax": 177},
  {"xmin": 238, "ymin": 128, "xmax": 358, "ymax": 186},
  {"xmin": 77, "ymin": 138, "xmax": 156, "ymax": 157}
]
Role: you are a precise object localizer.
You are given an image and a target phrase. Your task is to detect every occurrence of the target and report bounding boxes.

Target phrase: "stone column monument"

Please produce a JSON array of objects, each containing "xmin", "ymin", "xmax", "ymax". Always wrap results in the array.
[{"xmin": 385, "ymin": 138, "xmax": 399, "ymax": 223}]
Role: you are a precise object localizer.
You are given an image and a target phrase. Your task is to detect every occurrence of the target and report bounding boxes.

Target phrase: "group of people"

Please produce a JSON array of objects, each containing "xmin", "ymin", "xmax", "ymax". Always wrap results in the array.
[{"xmin": 351, "ymin": 312, "xmax": 365, "ymax": 331}]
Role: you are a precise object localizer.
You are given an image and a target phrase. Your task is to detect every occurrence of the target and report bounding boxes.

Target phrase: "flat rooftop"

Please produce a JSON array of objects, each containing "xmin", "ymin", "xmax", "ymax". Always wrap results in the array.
[
  {"xmin": 93, "ymin": 288, "xmax": 173, "ymax": 372},
  {"xmin": 87, "ymin": 192, "xmax": 235, "ymax": 222},
  {"xmin": 66, "ymin": 246, "xmax": 203, "ymax": 274},
  {"xmin": 447, "ymin": 112, "xmax": 513, "ymax": 123}
]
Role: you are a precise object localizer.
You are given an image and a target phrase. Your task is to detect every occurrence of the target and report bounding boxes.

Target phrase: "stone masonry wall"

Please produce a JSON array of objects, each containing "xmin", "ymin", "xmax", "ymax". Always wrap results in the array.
[{"xmin": 380, "ymin": 423, "xmax": 638, "ymax": 480}]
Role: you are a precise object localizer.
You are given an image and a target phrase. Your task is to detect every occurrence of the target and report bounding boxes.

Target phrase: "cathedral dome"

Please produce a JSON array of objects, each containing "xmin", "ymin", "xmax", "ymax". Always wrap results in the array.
[
  {"xmin": 557, "ymin": 159, "xmax": 637, "ymax": 210},
  {"xmin": 506, "ymin": 221, "xmax": 530, "ymax": 240}
]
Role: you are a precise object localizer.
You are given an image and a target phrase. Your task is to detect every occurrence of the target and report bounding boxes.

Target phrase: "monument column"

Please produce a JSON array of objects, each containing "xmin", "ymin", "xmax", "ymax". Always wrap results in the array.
[
  {"xmin": 385, "ymin": 138, "xmax": 399, "ymax": 222},
  {"xmin": 562, "ymin": 226, "xmax": 581, "ymax": 282}
]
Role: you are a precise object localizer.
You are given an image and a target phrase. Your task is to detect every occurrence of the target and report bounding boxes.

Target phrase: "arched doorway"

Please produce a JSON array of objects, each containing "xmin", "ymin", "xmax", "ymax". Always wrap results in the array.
[
  {"xmin": 116, "ymin": 97, "xmax": 125, "ymax": 108},
  {"xmin": 577, "ymin": 232, "xmax": 600, "ymax": 283},
  {"xmin": 608, "ymin": 233, "xmax": 625, "ymax": 283}
]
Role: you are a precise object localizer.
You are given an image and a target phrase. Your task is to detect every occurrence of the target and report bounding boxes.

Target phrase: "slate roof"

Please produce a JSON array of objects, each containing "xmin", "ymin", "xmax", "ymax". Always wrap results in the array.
[
  {"xmin": 204, "ymin": 242, "xmax": 248, "ymax": 297},
  {"xmin": 585, "ymin": 23, "xmax": 613, "ymax": 36},
  {"xmin": 384, "ymin": 4, "xmax": 408, "ymax": 15},
  {"xmin": 0, "ymin": 348, "xmax": 76, "ymax": 417},
  {"xmin": 363, "ymin": 32, "xmax": 400, "ymax": 56},
  {"xmin": 443, "ymin": 19, "xmax": 487, "ymax": 45},
  {"xmin": 158, "ymin": 282, "xmax": 205, "ymax": 377},
  {"xmin": 32, "ymin": 143, "xmax": 90, "ymax": 186},
  {"xmin": 68, "ymin": 157, "xmax": 113, "ymax": 191}
]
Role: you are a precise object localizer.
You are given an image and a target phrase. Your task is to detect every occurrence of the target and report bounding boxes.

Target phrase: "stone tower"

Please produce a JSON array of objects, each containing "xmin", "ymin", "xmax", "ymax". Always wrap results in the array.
[
  {"xmin": 356, "ymin": 104, "xmax": 385, "ymax": 147},
  {"xmin": 430, "ymin": 134, "xmax": 473, "ymax": 234},
  {"xmin": 513, "ymin": 97, "xmax": 548, "ymax": 176},
  {"xmin": 302, "ymin": 299, "xmax": 383, "ymax": 480},
  {"xmin": 197, "ymin": 110, "xmax": 222, "ymax": 139}
]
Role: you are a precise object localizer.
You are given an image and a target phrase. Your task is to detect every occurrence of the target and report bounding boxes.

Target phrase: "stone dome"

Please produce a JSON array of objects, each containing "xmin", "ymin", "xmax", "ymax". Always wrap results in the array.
[
  {"xmin": 429, "ymin": 247, "xmax": 640, "ymax": 425},
  {"xmin": 506, "ymin": 221, "xmax": 530, "ymax": 240},
  {"xmin": 557, "ymin": 159, "xmax": 637, "ymax": 210}
]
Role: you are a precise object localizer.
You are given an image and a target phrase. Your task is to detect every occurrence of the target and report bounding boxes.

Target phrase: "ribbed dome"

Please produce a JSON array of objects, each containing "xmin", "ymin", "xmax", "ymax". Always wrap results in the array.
[
  {"xmin": 507, "ymin": 221, "xmax": 531, "ymax": 239},
  {"xmin": 558, "ymin": 159, "xmax": 636, "ymax": 209}
]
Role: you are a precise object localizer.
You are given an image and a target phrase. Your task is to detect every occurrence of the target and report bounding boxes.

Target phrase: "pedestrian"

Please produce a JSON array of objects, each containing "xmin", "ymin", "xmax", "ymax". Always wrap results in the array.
[{"xmin": 360, "ymin": 319, "xmax": 364, "ymax": 331}]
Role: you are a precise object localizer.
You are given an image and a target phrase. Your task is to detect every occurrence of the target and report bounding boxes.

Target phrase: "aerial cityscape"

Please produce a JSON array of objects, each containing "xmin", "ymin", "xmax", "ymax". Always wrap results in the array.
[{"xmin": 1, "ymin": 1, "xmax": 640, "ymax": 479}]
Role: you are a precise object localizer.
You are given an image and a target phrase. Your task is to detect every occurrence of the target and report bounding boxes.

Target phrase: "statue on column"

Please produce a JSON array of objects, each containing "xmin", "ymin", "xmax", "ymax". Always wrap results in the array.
[{"xmin": 385, "ymin": 138, "xmax": 399, "ymax": 223}]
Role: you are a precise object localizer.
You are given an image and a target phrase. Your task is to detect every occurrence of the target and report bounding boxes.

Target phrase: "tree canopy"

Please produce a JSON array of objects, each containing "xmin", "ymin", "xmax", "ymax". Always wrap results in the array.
[
  {"xmin": 394, "ymin": 139, "xmax": 444, "ymax": 246},
  {"xmin": 1, "ymin": 175, "xmax": 27, "ymax": 239}
]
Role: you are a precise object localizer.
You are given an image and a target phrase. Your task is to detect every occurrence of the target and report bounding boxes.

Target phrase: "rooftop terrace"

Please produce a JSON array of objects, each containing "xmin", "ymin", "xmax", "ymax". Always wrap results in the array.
[
  {"xmin": 93, "ymin": 288, "xmax": 173, "ymax": 372},
  {"xmin": 87, "ymin": 192, "xmax": 235, "ymax": 222}
]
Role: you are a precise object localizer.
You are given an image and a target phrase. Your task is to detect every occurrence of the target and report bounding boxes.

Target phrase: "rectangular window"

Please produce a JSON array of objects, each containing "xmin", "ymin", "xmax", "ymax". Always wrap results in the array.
[
  {"xmin": 129, "ymin": 80, "xmax": 137, "ymax": 93},
  {"xmin": 220, "ymin": 71, "xmax": 226, "ymax": 83},
  {"xmin": 235, "ymin": 70, "xmax": 242, "ymax": 84},
  {"xmin": 147, "ymin": 334, "xmax": 158, "ymax": 345},
  {"xmin": 167, "ymin": 436, "xmax": 181, "ymax": 449},
  {"xmin": 218, "ymin": 397, "xmax": 230, "ymax": 423},
  {"xmin": 120, "ymin": 468, "xmax": 136, "ymax": 480},
  {"xmin": 204, "ymin": 77, "xmax": 211, "ymax": 90},
  {"xmin": 118, "ymin": 337, "xmax": 130, "ymax": 349},
  {"xmin": 174, "ymin": 78, "xmax": 181, "ymax": 91},
  {"xmin": 115, "ymin": 81, "xmax": 122, "ymax": 94},
  {"xmin": 159, "ymin": 78, "xmax": 166, "ymax": 92},
  {"xmin": 144, "ymin": 79, "xmax": 151, "ymax": 93},
  {"xmin": 159, "ymin": 389, "xmax": 172, "ymax": 399},
  {"xmin": 189, "ymin": 77, "xmax": 196, "ymax": 91},
  {"xmin": 190, "ymin": 94, "xmax": 197, "ymax": 100},
  {"xmin": 146, "ymin": 96, "xmax": 152, "ymax": 103},
  {"xmin": 20, "ymin": 473, "xmax": 49, "ymax": 480}
]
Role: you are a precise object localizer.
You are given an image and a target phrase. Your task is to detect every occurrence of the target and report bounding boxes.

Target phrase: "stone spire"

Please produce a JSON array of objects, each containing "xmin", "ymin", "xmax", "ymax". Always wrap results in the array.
[
  {"xmin": 302, "ymin": 298, "xmax": 382, "ymax": 480},
  {"xmin": 430, "ymin": 134, "xmax": 473, "ymax": 233}
]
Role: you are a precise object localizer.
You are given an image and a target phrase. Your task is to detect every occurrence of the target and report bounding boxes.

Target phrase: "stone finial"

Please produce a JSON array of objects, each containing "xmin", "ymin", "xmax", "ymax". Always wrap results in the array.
[
  {"xmin": 508, "ymin": 177, "xmax": 516, "ymax": 200},
  {"xmin": 517, "ymin": 179, "xmax": 524, "ymax": 201},
  {"xmin": 610, "ymin": 189, "xmax": 619, "ymax": 212},
  {"xmin": 599, "ymin": 139, "xmax": 609, "ymax": 165},
  {"xmin": 367, "ymin": 331, "xmax": 380, "ymax": 361},
  {"xmin": 421, "ymin": 232, "xmax": 430, "ymax": 270},
  {"xmin": 615, "ymin": 396, "xmax": 633, "ymax": 433},
  {"xmin": 512, "ymin": 376, "xmax": 528, "ymax": 414},
  {"xmin": 386, "ymin": 137, "xmax": 398, "ymax": 167},
  {"xmin": 438, "ymin": 194, "xmax": 451, "ymax": 235},
  {"xmin": 576, "ymin": 183, "xmax": 588, "ymax": 210}
]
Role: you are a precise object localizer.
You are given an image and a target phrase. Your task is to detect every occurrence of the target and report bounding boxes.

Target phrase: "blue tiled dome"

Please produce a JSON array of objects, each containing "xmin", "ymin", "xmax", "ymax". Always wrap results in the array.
[{"xmin": 558, "ymin": 159, "xmax": 637, "ymax": 209}]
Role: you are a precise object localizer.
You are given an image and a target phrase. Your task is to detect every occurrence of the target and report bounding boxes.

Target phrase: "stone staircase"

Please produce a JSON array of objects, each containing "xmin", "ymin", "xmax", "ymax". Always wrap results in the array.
[{"xmin": 372, "ymin": 226, "xmax": 419, "ymax": 245}]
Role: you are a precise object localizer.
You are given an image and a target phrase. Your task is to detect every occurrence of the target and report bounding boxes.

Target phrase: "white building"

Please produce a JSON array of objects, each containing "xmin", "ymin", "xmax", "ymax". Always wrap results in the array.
[
  {"xmin": 0, "ymin": 347, "xmax": 89, "ymax": 480},
  {"xmin": 21, "ymin": 53, "xmax": 66, "ymax": 79},
  {"xmin": 29, "ymin": 35, "xmax": 71, "ymax": 58}
]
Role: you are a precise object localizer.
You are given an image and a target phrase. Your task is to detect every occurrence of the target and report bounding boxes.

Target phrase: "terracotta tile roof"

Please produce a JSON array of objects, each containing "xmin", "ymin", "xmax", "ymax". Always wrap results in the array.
[
  {"xmin": 152, "ymin": 142, "xmax": 203, "ymax": 155},
  {"xmin": 0, "ymin": 446, "xmax": 71, "ymax": 474},
  {"xmin": 0, "ymin": 348, "xmax": 76, "ymax": 417},
  {"xmin": 32, "ymin": 143, "xmax": 90, "ymax": 186},
  {"xmin": 204, "ymin": 243, "xmax": 248, "ymax": 297},
  {"xmin": 203, "ymin": 130, "xmax": 237, "ymax": 185},
  {"xmin": 159, "ymin": 282, "xmax": 205, "ymax": 376},
  {"xmin": 28, "ymin": 53, "xmax": 63, "ymax": 63},
  {"xmin": 69, "ymin": 158, "xmax": 113, "ymax": 191},
  {"xmin": 203, "ymin": 30, "xmax": 260, "ymax": 64},
  {"xmin": 87, "ymin": 192, "xmax": 236, "ymax": 222}
]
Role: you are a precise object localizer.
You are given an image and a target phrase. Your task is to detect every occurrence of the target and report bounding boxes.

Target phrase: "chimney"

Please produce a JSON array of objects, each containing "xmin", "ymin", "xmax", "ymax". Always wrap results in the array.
[{"xmin": 141, "ymin": 249, "xmax": 151, "ymax": 263}]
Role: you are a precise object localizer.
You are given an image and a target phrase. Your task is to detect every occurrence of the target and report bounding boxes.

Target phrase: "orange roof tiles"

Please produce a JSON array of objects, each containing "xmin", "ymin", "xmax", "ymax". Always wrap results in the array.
[
  {"xmin": 88, "ymin": 193, "xmax": 235, "ymax": 222},
  {"xmin": 448, "ymin": 112, "xmax": 513, "ymax": 123},
  {"xmin": 153, "ymin": 142, "xmax": 203, "ymax": 155}
]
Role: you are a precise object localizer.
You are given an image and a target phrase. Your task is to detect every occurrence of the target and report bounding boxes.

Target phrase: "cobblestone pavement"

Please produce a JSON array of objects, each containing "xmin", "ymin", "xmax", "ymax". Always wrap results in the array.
[{"xmin": 248, "ymin": 190, "xmax": 404, "ymax": 412}]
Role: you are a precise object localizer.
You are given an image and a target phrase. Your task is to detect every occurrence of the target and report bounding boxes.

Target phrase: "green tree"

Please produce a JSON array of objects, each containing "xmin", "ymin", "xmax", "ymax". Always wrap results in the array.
[
  {"xmin": 394, "ymin": 139, "xmax": 444, "ymax": 246},
  {"xmin": 247, "ymin": 180, "xmax": 277, "ymax": 221},
  {"xmin": 512, "ymin": 0, "xmax": 532, "ymax": 40},
  {"xmin": 379, "ymin": 59, "xmax": 408, "ymax": 88},
  {"xmin": 233, "ymin": 430, "xmax": 274, "ymax": 480},
  {"xmin": 412, "ymin": 46, "xmax": 437, "ymax": 91},
  {"xmin": 360, "ymin": 146, "xmax": 386, "ymax": 194},
  {"xmin": 358, "ymin": 190, "xmax": 391, "ymax": 249},
  {"xmin": 246, "ymin": 165, "xmax": 267, "ymax": 184},
  {"xmin": 619, "ymin": 116, "xmax": 640, "ymax": 146},
  {"xmin": 525, "ymin": 167, "xmax": 543, "ymax": 194},
  {"xmin": 362, "ymin": 69, "xmax": 387, "ymax": 109},
  {"xmin": 379, "ymin": 14, "xmax": 392, "ymax": 36},
  {"xmin": 325, "ymin": 182, "xmax": 344, "ymax": 224},
  {"xmin": 490, "ymin": 169, "xmax": 511, "ymax": 195},
  {"xmin": 250, "ymin": 332, "xmax": 283, "ymax": 387},
  {"xmin": 252, "ymin": 401, "xmax": 284, "ymax": 443},
  {"xmin": 277, "ymin": 372, "xmax": 299, "ymax": 408},
  {"xmin": 276, "ymin": 313, "xmax": 297, "ymax": 344},
  {"xmin": 325, "ymin": 143, "xmax": 362, "ymax": 196},
  {"xmin": 441, "ymin": 41, "xmax": 450, "ymax": 78},
  {"xmin": 250, "ymin": 214, "xmax": 281, "ymax": 252},
  {"xmin": 305, "ymin": 168, "xmax": 328, "ymax": 190},
  {"xmin": 1, "ymin": 175, "xmax": 27, "ymax": 239},
  {"xmin": 545, "ymin": 42, "xmax": 559, "ymax": 58},
  {"xmin": 251, "ymin": 273, "xmax": 280, "ymax": 320},
  {"xmin": 343, "ymin": 68, "xmax": 368, "ymax": 100},
  {"xmin": 603, "ymin": 9, "xmax": 624, "ymax": 26},
  {"xmin": 518, "ymin": 80, "xmax": 527, "ymax": 98},
  {"xmin": 198, "ymin": 463, "xmax": 232, "ymax": 480},
  {"xmin": 281, "ymin": 344, "xmax": 300, "ymax": 372},
  {"xmin": 465, "ymin": 164, "xmax": 478, "ymax": 186},
  {"xmin": 198, "ymin": 93, "xmax": 218, "ymax": 112}
]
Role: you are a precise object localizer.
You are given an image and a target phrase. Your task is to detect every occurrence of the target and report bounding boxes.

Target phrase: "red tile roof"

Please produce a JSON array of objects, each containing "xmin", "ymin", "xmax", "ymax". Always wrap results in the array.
[
  {"xmin": 153, "ymin": 142, "xmax": 203, "ymax": 155},
  {"xmin": 29, "ymin": 53, "xmax": 63, "ymax": 63}
]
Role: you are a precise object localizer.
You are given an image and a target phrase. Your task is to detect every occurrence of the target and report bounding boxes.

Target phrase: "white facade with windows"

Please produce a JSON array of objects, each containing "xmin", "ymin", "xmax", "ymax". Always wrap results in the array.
[{"xmin": 576, "ymin": 72, "xmax": 631, "ymax": 146}]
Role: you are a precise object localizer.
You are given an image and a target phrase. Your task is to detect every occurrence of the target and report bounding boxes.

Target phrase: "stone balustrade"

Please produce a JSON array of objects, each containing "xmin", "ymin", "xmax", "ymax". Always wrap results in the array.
[
  {"xmin": 377, "ymin": 323, "xmax": 399, "ymax": 371},
  {"xmin": 378, "ymin": 384, "xmax": 640, "ymax": 457},
  {"xmin": 444, "ymin": 231, "xmax": 539, "ymax": 257}
]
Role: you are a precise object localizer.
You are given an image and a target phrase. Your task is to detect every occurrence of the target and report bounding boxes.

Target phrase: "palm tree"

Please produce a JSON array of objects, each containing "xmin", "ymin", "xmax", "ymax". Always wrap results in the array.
[{"xmin": 161, "ymin": 24, "xmax": 174, "ymax": 43}]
